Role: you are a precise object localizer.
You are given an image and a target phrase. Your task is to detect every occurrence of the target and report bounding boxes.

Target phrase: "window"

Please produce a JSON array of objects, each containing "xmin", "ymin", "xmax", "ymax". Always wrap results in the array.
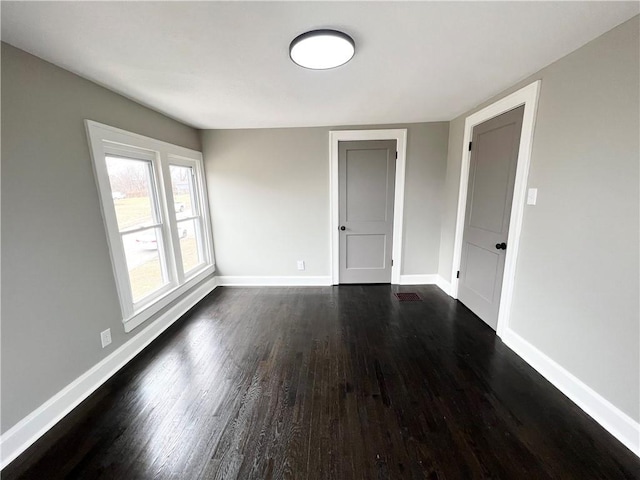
[{"xmin": 86, "ymin": 121, "xmax": 215, "ymax": 332}]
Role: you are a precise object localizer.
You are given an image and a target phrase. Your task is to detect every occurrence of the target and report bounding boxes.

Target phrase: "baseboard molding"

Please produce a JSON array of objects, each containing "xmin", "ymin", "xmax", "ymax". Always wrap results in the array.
[
  {"xmin": 0, "ymin": 277, "xmax": 218, "ymax": 470},
  {"xmin": 502, "ymin": 328, "xmax": 640, "ymax": 457},
  {"xmin": 216, "ymin": 275, "xmax": 332, "ymax": 286},
  {"xmin": 398, "ymin": 274, "xmax": 438, "ymax": 285},
  {"xmin": 435, "ymin": 276, "xmax": 453, "ymax": 296},
  {"xmin": 216, "ymin": 275, "xmax": 453, "ymax": 292},
  {"xmin": 398, "ymin": 274, "xmax": 454, "ymax": 299}
]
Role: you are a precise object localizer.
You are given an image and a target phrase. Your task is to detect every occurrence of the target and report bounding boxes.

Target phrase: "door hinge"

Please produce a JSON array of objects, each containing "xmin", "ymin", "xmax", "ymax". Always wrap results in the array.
[
  {"xmin": 391, "ymin": 259, "xmax": 394, "ymax": 266},
  {"xmin": 456, "ymin": 270, "xmax": 460, "ymax": 278},
  {"xmin": 468, "ymin": 142, "xmax": 472, "ymax": 151},
  {"xmin": 395, "ymin": 151, "xmax": 398, "ymax": 159}
]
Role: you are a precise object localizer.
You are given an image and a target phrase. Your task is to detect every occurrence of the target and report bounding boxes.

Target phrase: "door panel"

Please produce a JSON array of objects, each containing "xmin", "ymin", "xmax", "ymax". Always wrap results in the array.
[
  {"xmin": 345, "ymin": 150, "xmax": 389, "ymax": 222},
  {"xmin": 346, "ymin": 234, "xmax": 387, "ymax": 269},
  {"xmin": 458, "ymin": 106, "xmax": 524, "ymax": 329},
  {"xmin": 468, "ymin": 123, "xmax": 518, "ymax": 234},
  {"xmin": 463, "ymin": 243, "xmax": 500, "ymax": 301},
  {"xmin": 339, "ymin": 140, "xmax": 396, "ymax": 284}
]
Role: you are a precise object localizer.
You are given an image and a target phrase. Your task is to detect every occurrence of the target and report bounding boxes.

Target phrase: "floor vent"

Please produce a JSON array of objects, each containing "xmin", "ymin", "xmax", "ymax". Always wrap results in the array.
[{"xmin": 394, "ymin": 292, "xmax": 422, "ymax": 302}]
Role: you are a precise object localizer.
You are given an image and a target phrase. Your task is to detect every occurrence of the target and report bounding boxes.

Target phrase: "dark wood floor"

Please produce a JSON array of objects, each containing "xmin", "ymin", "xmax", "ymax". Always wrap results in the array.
[{"xmin": 4, "ymin": 285, "xmax": 639, "ymax": 479}]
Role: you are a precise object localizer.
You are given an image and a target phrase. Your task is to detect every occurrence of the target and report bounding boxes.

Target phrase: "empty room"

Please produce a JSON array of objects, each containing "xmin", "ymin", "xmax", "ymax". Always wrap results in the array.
[{"xmin": 1, "ymin": 2, "xmax": 639, "ymax": 478}]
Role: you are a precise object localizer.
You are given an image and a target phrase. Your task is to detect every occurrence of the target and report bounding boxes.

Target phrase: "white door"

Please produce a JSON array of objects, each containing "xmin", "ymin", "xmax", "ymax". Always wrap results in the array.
[
  {"xmin": 458, "ymin": 106, "xmax": 524, "ymax": 329},
  {"xmin": 338, "ymin": 140, "xmax": 396, "ymax": 284}
]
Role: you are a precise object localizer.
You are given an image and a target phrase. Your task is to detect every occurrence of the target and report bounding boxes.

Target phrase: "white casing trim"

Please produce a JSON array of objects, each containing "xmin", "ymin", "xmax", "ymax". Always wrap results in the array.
[
  {"xmin": 329, "ymin": 129, "xmax": 408, "ymax": 285},
  {"xmin": 0, "ymin": 277, "xmax": 218, "ymax": 470},
  {"xmin": 398, "ymin": 274, "xmax": 439, "ymax": 285},
  {"xmin": 216, "ymin": 276, "xmax": 332, "ymax": 286},
  {"xmin": 450, "ymin": 81, "xmax": 541, "ymax": 338},
  {"xmin": 502, "ymin": 328, "xmax": 640, "ymax": 457}
]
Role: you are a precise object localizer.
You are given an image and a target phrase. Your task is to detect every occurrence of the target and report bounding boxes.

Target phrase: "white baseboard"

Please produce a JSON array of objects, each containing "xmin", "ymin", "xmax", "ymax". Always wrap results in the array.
[
  {"xmin": 398, "ymin": 274, "xmax": 438, "ymax": 285},
  {"xmin": 216, "ymin": 275, "xmax": 332, "ymax": 286},
  {"xmin": 0, "ymin": 277, "xmax": 218, "ymax": 470},
  {"xmin": 216, "ymin": 275, "xmax": 452, "ymax": 292},
  {"xmin": 398, "ymin": 274, "xmax": 453, "ymax": 299},
  {"xmin": 435, "ymin": 276, "xmax": 453, "ymax": 296},
  {"xmin": 502, "ymin": 328, "xmax": 640, "ymax": 457}
]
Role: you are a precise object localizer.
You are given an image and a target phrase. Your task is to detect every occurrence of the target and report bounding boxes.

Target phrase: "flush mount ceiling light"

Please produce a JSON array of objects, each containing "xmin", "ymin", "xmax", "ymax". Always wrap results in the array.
[{"xmin": 289, "ymin": 29, "xmax": 355, "ymax": 70}]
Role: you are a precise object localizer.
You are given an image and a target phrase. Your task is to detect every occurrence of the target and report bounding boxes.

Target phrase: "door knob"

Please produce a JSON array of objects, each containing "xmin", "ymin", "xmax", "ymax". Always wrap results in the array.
[
  {"xmin": 340, "ymin": 226, "xmax": 346, "ymax": 231},
  {"xmin": 495, "ymin": 242, "xmax": 507, "ymax": 250}
]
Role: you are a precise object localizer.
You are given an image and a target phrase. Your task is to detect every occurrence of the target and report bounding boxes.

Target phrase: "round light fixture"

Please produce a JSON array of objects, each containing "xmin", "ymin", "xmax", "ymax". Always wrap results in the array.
[{"xmin": 289, "ymin": 29, "xmax": 355, "ymax": 70}]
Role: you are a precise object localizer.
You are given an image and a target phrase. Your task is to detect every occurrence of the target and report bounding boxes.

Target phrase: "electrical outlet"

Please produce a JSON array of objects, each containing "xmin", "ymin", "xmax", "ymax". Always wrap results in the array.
[
  {"xmin": 527, "ymin": 188, "xmax": 538, "ymax": 205},
  {"xmin": 297, "ymin": 260, "xmax": 305, "ymax": 271},
  {"xmin": 100, "ymin": 328, "xmax": 112, "ymax": 348}
]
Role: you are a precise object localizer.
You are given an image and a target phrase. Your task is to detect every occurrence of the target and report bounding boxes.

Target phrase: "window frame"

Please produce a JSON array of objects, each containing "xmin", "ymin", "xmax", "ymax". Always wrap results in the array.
[
  {"xmin": 167, "ymin": 156, "xmax": 210, "ymax": 279},
  {"xmin": 85, "ymin": 120, "xmax": 215, "ymax": 332},
  {"xmin": 103, "ymin": 149, "xmax": 173, "ymax": 309}
]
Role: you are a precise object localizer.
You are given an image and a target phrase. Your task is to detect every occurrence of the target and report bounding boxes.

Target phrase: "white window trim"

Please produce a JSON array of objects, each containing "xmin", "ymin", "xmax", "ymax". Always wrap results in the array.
[
  {"xmin": 166, "ymin": 154, "xmax": 212, "ymax": 281},
  {"xmin": 85, "ymin": 120, "xmax": 215, "ymax": 332}
]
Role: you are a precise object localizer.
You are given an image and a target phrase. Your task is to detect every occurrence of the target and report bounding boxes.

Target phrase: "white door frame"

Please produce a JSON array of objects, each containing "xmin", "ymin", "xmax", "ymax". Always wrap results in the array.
[
  {"xmin": 450, "ymin": 81, "xmax": 541, "ymax": 338},
  {"xmin": 329, "ymin": 129, "xmax": 408, "ymax": 285}
]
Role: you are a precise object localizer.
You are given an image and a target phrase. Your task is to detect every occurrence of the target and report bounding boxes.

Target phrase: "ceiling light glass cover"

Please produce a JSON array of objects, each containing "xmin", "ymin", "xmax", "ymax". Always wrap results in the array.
[{"xmin": 289, "ymin": 29, "xmax": 355, "ymax": 70}]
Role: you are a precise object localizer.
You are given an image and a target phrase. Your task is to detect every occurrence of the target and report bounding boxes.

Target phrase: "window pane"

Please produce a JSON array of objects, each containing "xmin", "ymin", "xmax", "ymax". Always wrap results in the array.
[
  {"xmin": 122, "ymin": 229, "xmax": 167, "ymax": 302},
  {"xmin": 106, "ymin": 156, "xmax": 157, "ymax": 231},
  {"xmin": 177, "ymin": 219, "xmax": 202, "ymax": 274},
  {"xmin": 170, "ymin": 165, "xmax": 196, "ymax": 219}
]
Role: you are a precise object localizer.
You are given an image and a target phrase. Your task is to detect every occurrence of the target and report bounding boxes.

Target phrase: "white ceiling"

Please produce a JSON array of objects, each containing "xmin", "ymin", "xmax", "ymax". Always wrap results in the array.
[{"xmin": 2, "ymin": 2, "xmax": 638, "ymax": 129}]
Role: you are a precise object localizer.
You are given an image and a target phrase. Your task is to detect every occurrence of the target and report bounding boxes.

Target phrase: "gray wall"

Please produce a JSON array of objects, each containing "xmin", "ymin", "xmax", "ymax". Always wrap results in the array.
[
  {"xmin": 201, "ymin": 123, "xmax": 448, "ymax": 278},
  {"xmin": 438, "ymin": 17, "xmax": 639, "ymax": 421},
  {"xmin": 1, "ymin": 43, "xmax": 202, "ymax": 433},
  {"xmin": 437, "ymin": 117, "xmax": 465, "ymax": 284}
]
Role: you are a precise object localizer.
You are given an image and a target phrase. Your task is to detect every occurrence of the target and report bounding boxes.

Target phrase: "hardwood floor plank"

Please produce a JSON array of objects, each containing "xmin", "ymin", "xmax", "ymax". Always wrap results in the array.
[{"xmin": 3, "ymin": 285, "xmax": 639, "ymax": 479}]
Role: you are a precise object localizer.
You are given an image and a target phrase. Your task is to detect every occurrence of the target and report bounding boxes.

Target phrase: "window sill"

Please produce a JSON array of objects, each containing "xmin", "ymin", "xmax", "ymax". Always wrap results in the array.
[{"xmin": 123, "ymin": 264, "xmax": 215, "ymax": 333}]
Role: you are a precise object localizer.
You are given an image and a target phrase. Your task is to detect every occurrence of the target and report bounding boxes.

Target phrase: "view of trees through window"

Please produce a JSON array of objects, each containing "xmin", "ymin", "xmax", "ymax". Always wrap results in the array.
[
  {"xmin": 170, "ymin": 165, "xmax": 202, "ymax": 274},
  {"xmin": 106, "ymin": 158, "xmax": 202, "ymax": 302}
]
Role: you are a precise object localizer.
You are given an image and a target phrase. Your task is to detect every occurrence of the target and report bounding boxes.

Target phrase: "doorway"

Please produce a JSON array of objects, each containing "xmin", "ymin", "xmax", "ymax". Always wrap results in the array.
[
  {"xmin": 451, "ymin": 81, "xmax": 540, "ymax": 337},
  {"xmin": 338, "ymin": 140, "xmax": 396, "ymax": 283},
  {"xmin": 458, "ymin": 106, "xmax": 524, "ymax": 329},
  {"xmin": 329, "ymin": 129, "xmax": 407, "ymax": 285}
]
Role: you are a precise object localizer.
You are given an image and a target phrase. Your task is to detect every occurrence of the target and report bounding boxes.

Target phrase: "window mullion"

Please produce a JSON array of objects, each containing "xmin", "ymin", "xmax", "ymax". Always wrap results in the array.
[
  {"xmin": 145, "ymin": 155, "xmax": 172, "ymax": 290},
  {"xmin": 189, "ymin": 164, "xmax": 202, "ymax": 217},
  {"xmin": 194, "ymin": 159, "xmax": 214, "ymax": 266},
  {"xmin": 195, "ymin": 217, "xmax": 206, "ymax": 267},
  {"xmin": 159, "ymin": 152, "xmax": 185, "ymax": 284},
  {"xmin": 190, "ymin": 160, "xmax": 203, "ymax": 263},
  {"xmin": 191, "ymin": 158, "xmax": 209, "ymax": 263}
]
